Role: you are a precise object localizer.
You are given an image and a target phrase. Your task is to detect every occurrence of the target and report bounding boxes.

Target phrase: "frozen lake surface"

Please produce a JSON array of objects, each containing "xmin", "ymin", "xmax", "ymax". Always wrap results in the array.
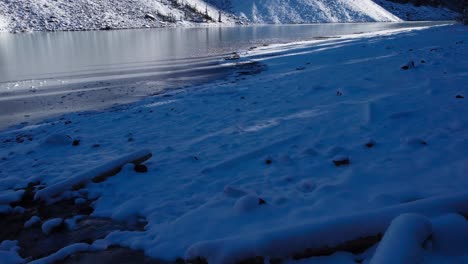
[{"xmin": 0, "ymin": 21, "xmax": 452, "ymax": 129}]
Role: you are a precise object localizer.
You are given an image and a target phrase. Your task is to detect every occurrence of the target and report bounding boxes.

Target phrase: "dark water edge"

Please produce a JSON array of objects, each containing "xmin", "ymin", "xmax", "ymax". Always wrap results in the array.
[{"xmin": 0, "ymin": 21, "xmax": 454, "ymax": 131}]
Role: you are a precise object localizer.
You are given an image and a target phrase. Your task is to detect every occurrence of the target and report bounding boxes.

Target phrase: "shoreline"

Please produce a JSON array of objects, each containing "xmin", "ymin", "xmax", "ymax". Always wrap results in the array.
[
  {"xmin": 0, "ymin": 22, "xmax": 456, "ymax": 132},
  {"xmin": 0, "ymin": 20, "xmax": 458, "ymax": 35}
]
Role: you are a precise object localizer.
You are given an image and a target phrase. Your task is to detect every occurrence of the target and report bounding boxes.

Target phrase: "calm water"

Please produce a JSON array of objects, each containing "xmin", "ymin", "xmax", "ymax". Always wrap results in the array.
[{"xmin": 0, "ymin": 21, "xmax": 453, "ymax": 129}]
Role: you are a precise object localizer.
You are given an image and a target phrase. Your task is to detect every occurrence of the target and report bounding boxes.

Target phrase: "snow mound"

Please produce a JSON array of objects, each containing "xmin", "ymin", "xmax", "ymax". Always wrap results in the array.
[
  {"xmin": 370, "ymin": 214, "xmax": 432, "ymax": 264},
  {"xmin": 0, "ymin": 241, "xmax": 24, "ymax": 264},
  {"xmin": 42, "ymin": 218, "xmax": 64, "ymax": 235}
]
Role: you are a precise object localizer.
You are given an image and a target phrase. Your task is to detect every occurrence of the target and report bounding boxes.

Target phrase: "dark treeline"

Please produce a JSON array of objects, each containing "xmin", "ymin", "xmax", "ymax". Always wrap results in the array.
[{"xmin": 386, "ymin": 0, "xmax": 465, "ymax": 12}]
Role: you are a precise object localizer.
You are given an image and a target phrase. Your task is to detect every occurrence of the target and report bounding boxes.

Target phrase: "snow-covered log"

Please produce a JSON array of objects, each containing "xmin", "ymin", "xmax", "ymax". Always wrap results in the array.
[
  {"xmin": 186, "ymin": 193, "xmax": 468, "ymax": 263},
  {"xmin": 370, "ymin": 214, "xmax": 432, "ymax": 264},
  {"xmin": 35, "ymin": 150, "xmax": 152, "ymax": 203}
]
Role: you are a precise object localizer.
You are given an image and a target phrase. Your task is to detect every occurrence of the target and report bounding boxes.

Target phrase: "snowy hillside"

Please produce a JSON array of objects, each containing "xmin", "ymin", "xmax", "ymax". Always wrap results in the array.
[
  {"xmin": 375, "ymin": 0, "xmax": 459, "ymax": 21},
  {"xmin": 0, "ymin": 0, "xmax": 232, "ymax": 33},
  {"xmin": 0, "ymin": 15, "xmax": 8, "ymax": 31},
  {"xmin": 207, "ymin": 0, "xmax": 459, "ymax": 23},
  {"xmin": 0, "ymin": 0, "xmax": 461, "ymax": 33},
  {"xmin": 210, "ymin": 0, "xmax": 401, "ymax": 23}
]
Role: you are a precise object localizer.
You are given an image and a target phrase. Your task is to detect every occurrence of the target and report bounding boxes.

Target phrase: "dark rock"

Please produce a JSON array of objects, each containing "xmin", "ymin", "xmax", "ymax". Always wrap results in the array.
[
  {"xmin": 456, "ymin": 95, "xmax": 464, "ymax": 99},
  {"xmin": 45, "ymin": 220, "xmax": 67, "ymax": 235},
  {"xmin": 365, "ymin": 140, "xmax": 376, "ymax": 148},
  {"xmin": 239, "ymin": 256, "xmax": 264, "ymax": 264},
  {"xmin": 15, "ymin": 134, "xmax": 33, "ymax": 143},
  {"xmin": 224, "ymin": 52, "xmax": 241, "ymax": 61},
  {"xmin": 57, "ymin": 247, "xmax": 162, "ymax": 264},
  {"xmin": 401, "ymin": 61, "xmax": 415, "ymax": 70},
  {"xmin": 265, "ymin": 159, "xmax": 272, "ymax": 165},
  {"xmin": 187, "ymin": 257, "xmax": 208, "ymax": 264},
  {"xmin": 333, "ymin": 157, "xmax": 350, "ymax": 167},
  {"xmin": 235, "ymin": 61, "xmax": 266, "ymax": 76},
  {"xmin": 144, "ymin": 14, "xmax": 156, "ymax": 20},
  {"xmin": 134, "ymin": 164, "xmax": 148, "ymax": 173},
  {"xmin": 258, "ymin": 198, "xmax": 266, "ymax": 205}
]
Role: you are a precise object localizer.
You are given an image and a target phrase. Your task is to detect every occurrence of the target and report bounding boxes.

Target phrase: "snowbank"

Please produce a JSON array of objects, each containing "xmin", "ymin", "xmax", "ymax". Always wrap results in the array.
[
  {"xmin": 186, "ymin": 193, "xmax": 468, "ymax": 263},
  {"xmin": 370, "ymin": 214, "xmax": 432, "ymax": 264},
  {"xmin": 35, "ymin": 149, "xmax": 152, "ymax": 202}
]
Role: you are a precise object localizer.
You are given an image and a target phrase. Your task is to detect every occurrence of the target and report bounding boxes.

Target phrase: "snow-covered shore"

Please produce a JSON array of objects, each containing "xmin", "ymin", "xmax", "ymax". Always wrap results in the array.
[{"xmin": 0, "ymin": 24, "xmax": 467, "ymax": 263}]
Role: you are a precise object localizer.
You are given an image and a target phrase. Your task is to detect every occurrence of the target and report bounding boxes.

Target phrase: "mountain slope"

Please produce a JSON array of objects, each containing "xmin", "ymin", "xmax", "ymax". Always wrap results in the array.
[
  {"xmin": 0, "ymin": 0, "xmax": 231, "ymax": 33},
  {"xmin": 0, "ymin": 15, "xmax": 8, "ymax": 31},
  {"xmin": 0, "ymin": 0, "xmax": 461, "ymax": 33},
  {"xmin": 210, "ymin": 0, "xmax": 402, "ymax": 23},
  {"xmin": 375, "ymin": 0, "xmax": 460, "ymax": 21}
]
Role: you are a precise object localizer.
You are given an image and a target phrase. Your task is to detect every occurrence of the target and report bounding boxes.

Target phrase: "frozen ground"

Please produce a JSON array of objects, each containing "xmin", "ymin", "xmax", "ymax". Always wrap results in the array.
[{"xmin": 0, "ymin": 24, "xmax": 467, "ymax": 263}]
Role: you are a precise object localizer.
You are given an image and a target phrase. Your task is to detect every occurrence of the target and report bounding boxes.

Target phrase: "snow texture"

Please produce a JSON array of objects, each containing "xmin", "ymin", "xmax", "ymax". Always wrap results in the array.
[
  {"xmin": 186, "ymin": 193, "xmax": 468, "ymax": 263},
  {"xmin": 430, "ymin": 214, "xmax": 468, "ymax": 255},
  {"xmin": 0, "ymin": 24, "xmax": 467, "ymax": 263},
  {"xmin": 24, "ymin": 216, "xmax": 41, "ymax": 228},
  {"xmin": 0, "ymin": 190, "xmax": 24, "ymax": 205},
  {"xmin": 0, "ymin": 241, "xmax": 25, "ymax": 264},
  {"xmin": 41, "ymin": 218, "xmax": 64, "ymax": 235},
  {"xmin": 222, "ymin": 0, "xmax": 401, "ymax": 23},
  {"xmin": 34, "ymin": 149, "xmax": 151, "ymax": 202},
  {"xmin": 370, "ymin": 213, "xmax": 432, "ymax": 264}
]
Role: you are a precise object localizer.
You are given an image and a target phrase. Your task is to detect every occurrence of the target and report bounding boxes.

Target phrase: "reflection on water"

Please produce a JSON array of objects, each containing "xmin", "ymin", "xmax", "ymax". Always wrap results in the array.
[{"xmin": 0, "ymin": 21, "xmax": 451, "ymax": 83}]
